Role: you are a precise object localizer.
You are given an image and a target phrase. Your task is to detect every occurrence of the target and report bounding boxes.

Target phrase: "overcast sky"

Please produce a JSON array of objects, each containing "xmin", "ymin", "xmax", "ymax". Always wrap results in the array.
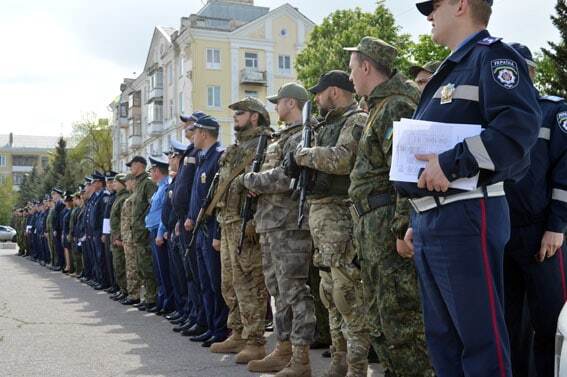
[{"xmin": 0, "ymin": 0, "xmax": 559, "ymax": 137}]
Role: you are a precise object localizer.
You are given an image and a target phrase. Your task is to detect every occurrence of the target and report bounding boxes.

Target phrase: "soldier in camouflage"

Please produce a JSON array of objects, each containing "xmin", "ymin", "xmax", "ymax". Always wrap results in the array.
[
  {"xmin": 240, "ymin": 83, "xmax": 316, "ymax": 377},
  {"xmin": 109, "ymin": 173, "xmax": 130, "ymax": 301},
  {"xmin": 210, "ymin": 97, "xmax": 272, "ymax": 363},
  {"xmin": 120, "ymin": 174, "xmax": 141, "ymax": 305},
  {"xmin": 345, "ymin": 37, "xmax": 433, "ymax": 376},
  {"xmin": 285, "ymin": 70, "xmax": 370, "ymax": 377}
]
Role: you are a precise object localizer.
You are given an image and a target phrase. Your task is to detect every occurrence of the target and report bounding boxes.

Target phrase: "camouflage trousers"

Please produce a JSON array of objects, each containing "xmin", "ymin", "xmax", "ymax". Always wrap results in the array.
[
  {"xmin": 112, "ymin": 244, "xmax": 127, "ymax": 293},
  {"xmin": 309, "ymin": 262, "xmax": 331, "ymax": 347},
  {"xmin": 260, "ymin": 229, "xmax": 316, "ymax": 346},
  {"xmin": 310, "ymin": 200, "xmax": 370, "ymax": 375},
  {"xmin": 220, "ymin": 221, "xmax": 268, "ymax": 344},
  {"xmin": 123, "ymin": 241, "xmax": 141, "ymax": 300},
  {"xmin": 353, "ymin": 205, "xmax": 433, "ymax": 377},
  {"xmin": 134, "ymin": 231, "xmax": 157, "ymax": 304}
]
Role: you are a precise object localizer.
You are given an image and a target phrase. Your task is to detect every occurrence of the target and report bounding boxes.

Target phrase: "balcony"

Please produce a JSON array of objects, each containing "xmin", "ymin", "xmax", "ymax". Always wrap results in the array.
[
  {"xmin": 12, "ymin": 166, "xmax": 33, "ymax": 173},
  {"xmin": 118, "ymin": 117, "xmax": 129, "ymax": 129},
  {"xmin": 120, "ymin": 143, "xmax": 128, "ymax": 156},
  {"xmin": 147, "ymin": 87, "xmax": 163, "ymax": 103},
  {"xmin": 240, "ymin": 69, "xmax": 267, "ymax": 86},
  {"xmin": 128, "ymin": 135, "xmax": 142, "ymax": 149},
  {"xmin": 149, "ymin": 121, "xmax": 163, "ymax": 136}
]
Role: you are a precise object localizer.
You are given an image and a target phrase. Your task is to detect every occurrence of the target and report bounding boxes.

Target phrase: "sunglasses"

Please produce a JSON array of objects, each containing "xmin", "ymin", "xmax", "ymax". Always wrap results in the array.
[{"xmin": 234, "ymin": 110, "xmax": 247, "ymax": 116}]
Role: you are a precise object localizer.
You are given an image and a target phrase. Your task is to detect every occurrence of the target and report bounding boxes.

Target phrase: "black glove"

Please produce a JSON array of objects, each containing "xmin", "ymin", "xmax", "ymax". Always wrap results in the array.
[{"xmin": 283, "ymin": 151, "xmax": 300, "ymax": 179}]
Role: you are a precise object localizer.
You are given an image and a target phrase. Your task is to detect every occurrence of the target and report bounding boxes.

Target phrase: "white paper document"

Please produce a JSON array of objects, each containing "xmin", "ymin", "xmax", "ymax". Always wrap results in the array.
[
  {"xmin": 102, "ymin": 219, "xmax": 111, "ymax": 235},
  {"xmin": 389, "ymin": 119, "xmax": 482, "ymax": 191}
]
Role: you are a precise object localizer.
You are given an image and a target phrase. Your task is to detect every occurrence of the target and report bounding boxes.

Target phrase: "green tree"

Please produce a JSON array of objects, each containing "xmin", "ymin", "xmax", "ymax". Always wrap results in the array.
[
  {"xmin": 535, "ymin": 51, "xmax": 565, "ymax": 96},
  {"xmin": 17, "ymin": 164, "xmax": 43, "ymax": 206},
  {"xmin": 295, "ymin": 1, "xmax": 412, "ymax": 90},
  {"xmin": 69, "ymin": 113, "xmax": 112, "ymax": 178},
  {"xmin": 543, "ymin": 0, "xmax": 567, "ymax": 97},
  {"xmin": 408, "ymin": 34, "xmax": 450, "ymax": 67},
  {"xmin": 41, "ymin": 137, "xmax": 68, "ymax": 195},
  {"xmin": 0, "ymin": 177, "xmax": 16, "ymax": 225}
]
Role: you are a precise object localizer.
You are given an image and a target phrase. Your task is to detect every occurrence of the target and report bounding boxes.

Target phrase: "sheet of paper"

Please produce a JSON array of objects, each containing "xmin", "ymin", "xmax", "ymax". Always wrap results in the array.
[
  {"xmin": 102, "ymin": 219, "xmax": 111, "ymax": 235},
  {"xmin": 389, "ymin": 118, "xmax": 482, "ymax": 191}
]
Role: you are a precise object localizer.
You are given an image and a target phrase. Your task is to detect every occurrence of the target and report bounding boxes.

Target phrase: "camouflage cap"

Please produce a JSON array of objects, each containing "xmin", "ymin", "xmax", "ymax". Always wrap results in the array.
[
  {"xmin": 267, "ymin": 82, "xmax": 309, "ymax": 104},
  {"xmin": 344, "ymin": 36, "xmax": 398, "ymax": 71},
  {"xmin": 409, "ymin": 61, "xmax": 442, "ymax": 79},
  {"xmin": 229, "ymin": 97, "xmax": 271, "ymax": 125},
  {"xmin": 114, "ymin": 173, "xmax": 128, "ymax": 185}
]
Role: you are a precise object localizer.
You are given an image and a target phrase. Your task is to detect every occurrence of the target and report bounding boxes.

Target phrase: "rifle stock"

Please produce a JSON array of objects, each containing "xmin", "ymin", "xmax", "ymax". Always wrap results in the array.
[{"xmin": 185, "ymin": 173, "xmax": 220, "ymax": 257}]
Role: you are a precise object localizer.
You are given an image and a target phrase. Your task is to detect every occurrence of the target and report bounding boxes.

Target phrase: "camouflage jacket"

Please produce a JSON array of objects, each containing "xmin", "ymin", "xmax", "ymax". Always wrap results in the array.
[
  {"xmin": 242, "ymin": 121, "xmax": 308, "ymax": 233},
  {"xmin": 131, "ymin": 172, "xmax": 157, "ymax": 243},
  {"xmin": 216, "ymin": 126, "xmax": 271, "ymax": 225},
  {"xmin": 120, "ymin": 193, "xmax": 135, "ymax": 244},
  {"xmin": 110, "ymin": 188, "xmax": 130, "ymax": 242},
  {"xmin": 348, "ymin": 71, "xmax": 420, "ymax": 239},
  {"xmin": 295, "ymin": 102, "xmax": 366, "ymax": 202}
]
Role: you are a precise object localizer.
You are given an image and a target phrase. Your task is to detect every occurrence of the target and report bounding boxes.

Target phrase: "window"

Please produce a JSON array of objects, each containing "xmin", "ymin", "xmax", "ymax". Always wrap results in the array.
[
  {"xmin": 119, "ymin": 103, "xmax": 128, "ymax": 118},
  {"xmin": 167, "ymin": 63, "xmax": 173, "ymax": 84},
  {"xmin": 244, "ymin": 90, "xmax": 258, "ymax": 98},
  {"xmin": 13, "ymin": 173, "xmax": 24, "ymax": 185},
  {"xmin": 245, "ymin": 52, "xmax": 258, "ymax": 69},
  {"xmin": 278, "ymin": 55, "xmax": 291, "ymax": 74},
  {"xmin": 12, "ymin": 155, "xmax": 37, "ymax": 167},
  {"xmin": 179, "ymin": 92, "xmax": 184, "ymax": 113},
  {"xmin": 206, "ymin": 48, "xmax": 221, "ymax": 69},
  {"xmin": 179, "ymin": 56, "xmax": 185, "ymax": 77},
  {"xmin": 169, "ymin": 99, "xmax": 174, "ymax": 120},
  {"xmin": 147, "ymin": 103, "xmax": 163, "ymax": 123},
  {"xmin": 207, "ymin": 86, "xmax": 221, "ymax": 108},
  {"xmin": 0, "ymin": 154, "xmax": 6, "ymax": 167}
]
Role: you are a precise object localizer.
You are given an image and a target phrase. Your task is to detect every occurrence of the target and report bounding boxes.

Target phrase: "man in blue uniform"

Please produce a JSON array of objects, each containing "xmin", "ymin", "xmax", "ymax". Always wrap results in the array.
[
  {"xmin": 187, "ymin": 115, "xmax": 228, "ymax": 347},
  {"xmin": 504, "ymin": 43, "xmax": 567, "ymax": 377},
  {"xmin": 51, "ymin": 188, "xmax": 66, "ymax": 271},
  {"xmin": 103, "ymin": 171, "xmax": 118, "ymax": 293},
  {"xmin": 88, "ymin": 171, "xmax": 110, "ymax": 290},
  {"xmin": 400, "ymin": 1, "xmax": 542, "ymax": 376}
]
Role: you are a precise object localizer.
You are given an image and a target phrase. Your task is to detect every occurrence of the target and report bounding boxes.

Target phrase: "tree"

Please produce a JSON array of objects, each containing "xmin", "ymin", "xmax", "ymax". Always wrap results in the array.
[
  {"xmin": 69, "ymin": 113, "xmax": 112, "ymax": 177},
  {"xmin": 543, "ymin": 0, "xmax": 567, "ymax": 97},
  {"xmin": 17, "ymin": 164, "xmax": 43, "ymax": 206},
  {"xmin": 296, "ymin": 2, "xmax": 412, "ymax": 91},
  {"xmin": 41, "ymin": 137, "xmax": 68, "ymax": 195},
  {"xmin": 534, "ymin": 51, "xmax": 565, "ymax": 97},
  {"xmin": 408, "ymin": 34, "xmax": 450, "ymax": 67},
  {"xmin": 0, "ymin": 177, "xmax": 16, "ymax": 225}
]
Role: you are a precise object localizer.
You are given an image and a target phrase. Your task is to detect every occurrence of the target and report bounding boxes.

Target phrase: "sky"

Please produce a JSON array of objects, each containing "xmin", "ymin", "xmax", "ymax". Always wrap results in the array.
[{"xmin": 0, "ymin": 0, "xmax": 560, "ymax": 137}]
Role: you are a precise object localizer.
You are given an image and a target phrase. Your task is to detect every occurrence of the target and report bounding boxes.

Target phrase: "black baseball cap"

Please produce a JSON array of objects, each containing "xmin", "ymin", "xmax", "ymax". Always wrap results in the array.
[
  {"xmin": 510, "ymin": 43, "xmax": 536, "ymax": 68},
  {"xmin": 416, "ymin": 0, "xmax": 493, "ymax": 16},
  {"xmin": 309, "ymin": 70, "xmax": 355, "ymax": 94},
  {"xmin": 125, "ymin": 156, "xmax": 147, "ymax": 167}
]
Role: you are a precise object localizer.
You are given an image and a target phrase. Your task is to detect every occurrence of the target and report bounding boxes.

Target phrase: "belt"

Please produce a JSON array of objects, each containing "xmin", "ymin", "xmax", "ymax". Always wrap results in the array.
[
  {"xmin": 350, "ymin": 193, "xmax": 393, "ymax": 218},
  {"xmin": 409, "ymin": 182, "xmax": 505, "ymax": 214}
]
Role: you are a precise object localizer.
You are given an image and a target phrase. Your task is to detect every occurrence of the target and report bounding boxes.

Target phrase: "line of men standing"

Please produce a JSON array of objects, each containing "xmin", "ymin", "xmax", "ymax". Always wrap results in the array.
[{"xmin": 12, "ymin": 1, "xmax": 567, "ymax": 375}]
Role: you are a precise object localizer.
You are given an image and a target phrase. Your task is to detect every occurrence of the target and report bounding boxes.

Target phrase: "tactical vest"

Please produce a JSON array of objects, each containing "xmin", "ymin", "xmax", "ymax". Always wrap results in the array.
[{"xmin": 309, "ymin": 109, "xmax": 363, "ymax": 198}]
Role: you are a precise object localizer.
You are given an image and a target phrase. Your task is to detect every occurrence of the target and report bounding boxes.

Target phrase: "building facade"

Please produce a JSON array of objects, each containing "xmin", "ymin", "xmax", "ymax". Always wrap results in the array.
[
  {"xmin": 0, "ymin": 133, "xmax": 62, "ymax": 191},
  {"xmin": 110, "ymin": 0, "xmax": 314, "ymax": 171}
]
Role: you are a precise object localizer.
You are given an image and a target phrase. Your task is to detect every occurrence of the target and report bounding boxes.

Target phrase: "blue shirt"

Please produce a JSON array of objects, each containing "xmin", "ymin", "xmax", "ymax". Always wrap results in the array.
[{"xmin": 145, "ymin": 177, "xmax": 169, "ymax": 237}]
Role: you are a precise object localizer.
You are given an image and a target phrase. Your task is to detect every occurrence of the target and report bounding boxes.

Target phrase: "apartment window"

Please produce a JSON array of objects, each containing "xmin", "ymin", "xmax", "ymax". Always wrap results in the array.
[
  {"xmin": 0, "ymin": 175, "xmax": 6, "ymax": 185},
  {"xmin": 206, "ymin": 48, "xmax": 221, "ymax": 69},
  {"xmin": 244, "ymin": 90, "xmax": 258, "ymax": 98},
  {"xmin": 147, "ymin": 103, "xmax": 163, "ymax": 123},
  {"xmin": 167, "ymin": 63, "xmax": 173, "ymax": 84},
  {"xmin": 169, "ymin": 99, "xmax": 174, "ymax": 120},
  {"xmin": 278, "ymin": 55, "xmax": 291, "ymax": 74},
  {"xmin": 207, "ymin": 86, "xmax": 221, "ymax": 108},
  {"xmin": 179, "ymin": 92, "xmax": 184, "ymax": 113},
  {"xmin": 0, "ymin": 154, "xmax": 6, "ymax": 167},
  {"xmin": 179, "ymin": 56, "xmax": 185, "ymax": 77},
  {"xmin": 12, "ymin": 155, "xmax": 37, "ymax": 167},
  {"xmin": 119, "ymin": 103, "xmax": 128, "ymax": 118},
  {"xmin": 245, "ymin": 52, "xmax": 258, "ymax": 69},
  {"xmin": 13, "ymin": 173, "xmax": 24, "ymax": 185}
]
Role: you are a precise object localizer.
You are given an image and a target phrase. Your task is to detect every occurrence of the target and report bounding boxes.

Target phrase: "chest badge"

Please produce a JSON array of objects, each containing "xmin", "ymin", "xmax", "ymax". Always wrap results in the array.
[
  {"xmin": 440, "ymin": 83, "xmax": 456, "ymax": 104},
  {"xmin": 200, "ymin": 172, "xmax": 207, "ymax": 184}
]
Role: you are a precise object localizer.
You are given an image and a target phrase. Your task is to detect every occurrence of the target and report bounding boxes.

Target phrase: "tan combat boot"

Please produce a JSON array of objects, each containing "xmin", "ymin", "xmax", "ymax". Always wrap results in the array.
[
  {"xmin": 275, "ymin": 344, "xmax": 311, "ymax": 377},
  {"xmin": 210, "ymin": 332, "xmax": 245, "ymax": 354},
  {"xmin": 247, "ymin": 340, "xmax": 292, "ymax": 373},
  {"xmin": 322, "ymin": 349, "xmax": 347, "ymax": 377},
  {"xmin": 235, "ymin": 342, "xmax": 266, "ymax": 364}
]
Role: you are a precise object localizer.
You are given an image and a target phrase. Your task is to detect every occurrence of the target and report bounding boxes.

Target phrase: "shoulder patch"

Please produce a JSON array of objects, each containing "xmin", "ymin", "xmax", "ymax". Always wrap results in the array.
[
  {"xmin": 541, "ymin": 95, "xmax": 565, "ymax": 103},
  {"xmin": 478, "ymin": 37, "xmax": 502, "ymax": 46},
  {"xmin": 491, "ymin": 59, "xmax": 519, "ymax": 89},
  {"xmin": 557, "ymin": 111, "xmax": 567, "ymax": 134}
]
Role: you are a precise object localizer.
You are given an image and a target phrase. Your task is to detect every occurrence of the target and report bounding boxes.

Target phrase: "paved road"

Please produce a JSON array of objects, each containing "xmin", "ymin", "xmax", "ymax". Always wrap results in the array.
[{"xmin": 0, "ymin": 248, "xmax": 383, "ymax": 377}]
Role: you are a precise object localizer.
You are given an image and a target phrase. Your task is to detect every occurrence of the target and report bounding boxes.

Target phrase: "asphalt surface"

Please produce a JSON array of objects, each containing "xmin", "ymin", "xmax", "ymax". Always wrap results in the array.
[{"xmin": 0, "ymin": 247, "xmax": 383, "ymax": 377}]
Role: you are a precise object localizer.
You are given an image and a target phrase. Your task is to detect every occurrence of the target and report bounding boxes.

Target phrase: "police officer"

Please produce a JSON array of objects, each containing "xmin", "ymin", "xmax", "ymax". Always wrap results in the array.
[
  {"xmin": 146, "ymin": 155, "xmax": 174, "ymax": 315},
  {"xmin": 283, "ymin": 70, "xmax": 369, "ymax": 377},
  {"xmin": 127, "ymin": 156, "xmax": 158, "ymax": 311},
  {"xmin": 409, "ymin": 61, "xmax": 442, "ymax": 92},
  {"xmin": 187, "ymin": 115, "xmax": 228, "ymax": 347},
  {"xmin": 503, "ymin": 43, "xmax": 567, "ymax": 377},
  {"xmin": 51, "ymin": 188, "xmax": 66, "ymax": 271},
  {"xmin": 88, "ymin": 171, "xmax": 110, "ymax": 290},
  {"xmin": 210, "ymin": 97, "xmax": 271, "ymax": 363},
  {"xmin": 103, "ymin": 171, "xmax": 118, "ymax": 293},
  {"xmin": 344, "ymin": 37, "xmax": 433, "ymax": 377},
  {"xmin": 401, "ymin": 2, "xmax": 542, "ymax": 376},
  {"xmin": 241, "ymin": 83, "xmax": 316, "ymax": 376}
]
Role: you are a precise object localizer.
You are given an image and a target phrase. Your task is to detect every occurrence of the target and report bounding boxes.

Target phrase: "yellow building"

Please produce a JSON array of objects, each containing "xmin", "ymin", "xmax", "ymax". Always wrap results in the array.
[{"xmin": 111, "ymin": 0, "xmax": 315, "ymax": 170}]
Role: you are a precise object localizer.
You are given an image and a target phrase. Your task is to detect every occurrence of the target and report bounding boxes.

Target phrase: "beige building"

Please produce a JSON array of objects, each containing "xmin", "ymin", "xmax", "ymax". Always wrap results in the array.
[
  {"xmin": 110, "ymin": 0, "xmax": 314, "ymax": 171},
  {"xmin": 0, "ymin": 133, "xmax": 62, "ymax": 191}
]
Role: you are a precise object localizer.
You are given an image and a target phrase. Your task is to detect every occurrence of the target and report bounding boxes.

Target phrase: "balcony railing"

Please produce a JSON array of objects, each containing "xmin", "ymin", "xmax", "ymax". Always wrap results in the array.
[
  {"xmin": 149, "ymin": 121, "xmax": 163, "ymax": 136},
  {"xmin": 147, "ymin": 87, "xmax": 163, "ymax": 102},
  {"xmin": 118, "ymin": 117, "xmax": 128, "ymax": 129},
  {"xmin": 128, "ymin": 135, "xmax": 142, "ymax": 149},
  {"xmin": 120, "ymin": 143, "xmax": 128, "ymax": 156},
  {"xmin": 240, "ymin": 69, "xmax": 267, "ymax": 85}
]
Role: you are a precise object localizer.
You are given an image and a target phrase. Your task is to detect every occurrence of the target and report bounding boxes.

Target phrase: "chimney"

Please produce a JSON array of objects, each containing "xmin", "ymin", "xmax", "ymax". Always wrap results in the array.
[{"xmin": 9, "ymin": 132, "xmax": 13, "ymax": 147}]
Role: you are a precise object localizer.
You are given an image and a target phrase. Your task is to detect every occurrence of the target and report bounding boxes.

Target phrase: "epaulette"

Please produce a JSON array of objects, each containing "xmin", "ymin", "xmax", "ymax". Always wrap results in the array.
[
  {"xmin": 478, "ymin": 37, "xmax": 502, "ymax": 46},
  {"xmin": 541, "ymin": 95, "xmax": 565, "ymax": 103},
  {"xmin": 216, "ymin": 146, "xmax": 225, "ymax": 153}
]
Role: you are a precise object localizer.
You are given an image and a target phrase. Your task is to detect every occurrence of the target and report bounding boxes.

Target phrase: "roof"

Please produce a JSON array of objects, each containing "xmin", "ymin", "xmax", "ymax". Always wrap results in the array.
[
  {"xmin": 191, "ymin": 0, "xmax": 269, "ymax": 31},
  {"xmin": 0, "ymin": 134, "xmax": 63, "ymax": 150}
]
